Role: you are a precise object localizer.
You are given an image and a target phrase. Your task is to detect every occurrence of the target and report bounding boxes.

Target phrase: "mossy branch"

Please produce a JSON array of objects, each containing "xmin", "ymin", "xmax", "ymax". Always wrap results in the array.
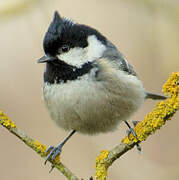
[{"xmin": 0, "ymin": 72, "xmax": 179, "ymax": 180}]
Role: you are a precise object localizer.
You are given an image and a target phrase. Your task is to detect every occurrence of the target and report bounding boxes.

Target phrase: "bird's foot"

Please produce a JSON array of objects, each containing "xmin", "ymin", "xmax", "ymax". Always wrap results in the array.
[
  {"xmin": 45, "ymin": 144, "xmax": 63, "ymax": 172},
  {"xmin": 44, "ymin": 130, "xmax": 76, "ymax": 172},
  {"xmin": 125, "ymin": 121, "xmax": 141, "ymax": 153},
  {"xmin": 126, "ymin": 128, "xmax": 141, "ymax": 153}
]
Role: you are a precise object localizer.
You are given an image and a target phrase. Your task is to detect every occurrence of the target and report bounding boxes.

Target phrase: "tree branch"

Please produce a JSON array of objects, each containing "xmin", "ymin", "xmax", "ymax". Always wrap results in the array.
[
  {"xmin": 0, "ymin": 111, "xmax": 79, "ymax": 180},
  {"xmin": 0, "ymin": 72, "xmax": 178, "ymax": 180}
]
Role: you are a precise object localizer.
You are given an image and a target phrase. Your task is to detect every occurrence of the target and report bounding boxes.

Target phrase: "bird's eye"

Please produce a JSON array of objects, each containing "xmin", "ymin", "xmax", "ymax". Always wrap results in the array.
[{"xmin": 61, "ymin": 45, "xmax": 70, "ymax": 53}]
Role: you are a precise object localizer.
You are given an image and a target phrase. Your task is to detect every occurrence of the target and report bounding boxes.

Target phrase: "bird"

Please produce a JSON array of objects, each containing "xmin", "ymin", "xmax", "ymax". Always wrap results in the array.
[{"xmin": 37, "ymin": 11, "xmax": 166, "ymax": 171}]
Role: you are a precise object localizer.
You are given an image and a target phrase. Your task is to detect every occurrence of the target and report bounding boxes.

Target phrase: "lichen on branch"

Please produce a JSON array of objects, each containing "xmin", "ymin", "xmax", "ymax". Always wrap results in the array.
[
  {"xmin": 122, "ymin": 72, "xmax": 179, "ymax": 144},
  {"xmin": 95, "ymin": 150, "xmax": 109, "ymax": 180},
  {"xmin": 0, "ymin": 110, "xmax": 78, "ymax": 180}
]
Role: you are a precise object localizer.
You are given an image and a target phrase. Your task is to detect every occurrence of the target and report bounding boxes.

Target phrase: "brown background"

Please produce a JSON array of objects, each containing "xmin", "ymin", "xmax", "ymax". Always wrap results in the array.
[{"xmin": 0, "ymin": 0, "xmax": 179, "ymax": 180}]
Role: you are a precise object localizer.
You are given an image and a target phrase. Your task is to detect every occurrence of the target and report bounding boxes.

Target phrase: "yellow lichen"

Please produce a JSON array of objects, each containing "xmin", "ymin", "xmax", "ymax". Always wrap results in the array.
[
  {"xmin": 0, "ymin": 110, "xmax": 16, "ymax": 128},
  {"xmin": 28, "ymin": 140, "xmax": 60, "ymax": 163},
  {"xmin": 95, "ymin": 150, "xmax": 109, "ymax": 180},
  {"xmin": 33, "ymin": 140, "xmax": 47, "ymax": 154},
  {"xmin": 122, "ymin": 72, "xmax": 179, "ymax": 144},
  {"xmin": 163, "ymin": 72, "xmax": 179, "ymax": 96},
  {"xmin": 0, "ymin": 110, "xmax": 60, "ymax": 163}
]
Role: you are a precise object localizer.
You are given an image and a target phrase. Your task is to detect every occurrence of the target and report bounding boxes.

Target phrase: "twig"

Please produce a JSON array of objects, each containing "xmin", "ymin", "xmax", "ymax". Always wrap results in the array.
[{"xmin": 0, "ymin": 112, "xmax": 79, "ymax": 180}]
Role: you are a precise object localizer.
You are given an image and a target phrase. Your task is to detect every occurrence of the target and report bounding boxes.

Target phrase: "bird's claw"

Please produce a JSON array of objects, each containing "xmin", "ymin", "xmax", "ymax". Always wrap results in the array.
[
  {"xmin": 45, "ymin": 145, "xmax": 62, "ymax": 165},
  {"xmin": 129, "ymin": 128, "xmax": 142, "ymax": 153},
  {"xmin": 125, "ymin": 121, "xmax": 142, "ymax": 153},
  {"xmin": 136, "ymin": 144, "xmax": 142, "ymax": 154},
  {"xmin": 51, "ymin": 147, "xmax": 62, "ymax": 161},
  {"xmin": 49, "ymin": 165, "xmax": 55, "ymax": 173},
  {"xmin": 128, "ymin": 127, "xmax": 137, "ymax": 139},
  {"xmin": 45, "ymin": 145, "xmax": 54, "ymax": 153},
  {"xmin": 132, "ymin": 120, "xmax": 140, "ymax": 127}
]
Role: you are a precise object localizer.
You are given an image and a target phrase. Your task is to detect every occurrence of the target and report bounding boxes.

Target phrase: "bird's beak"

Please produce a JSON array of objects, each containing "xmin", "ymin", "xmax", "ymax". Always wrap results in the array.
[{"xmin": 37, "ymin": 56, "xmax": 57, "ymax": 63}]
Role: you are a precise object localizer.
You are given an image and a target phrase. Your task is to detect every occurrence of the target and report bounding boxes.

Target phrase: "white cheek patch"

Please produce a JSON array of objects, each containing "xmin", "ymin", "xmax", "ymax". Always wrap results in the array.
[
  {"xmin": 57, "ymin": 47, "xmax": 87, "ymax": 68},
  {"xmin": 57, "ymin": 35, "xmax": 106, "ymax": 68},
  {"xmin": 87, "ymin": 35, "xmax": 106, "ymax": 62}
]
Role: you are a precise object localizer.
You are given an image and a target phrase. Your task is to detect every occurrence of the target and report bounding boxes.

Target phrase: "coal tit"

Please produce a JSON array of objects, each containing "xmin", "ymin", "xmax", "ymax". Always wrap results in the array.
[{"xmin": 38, "ymin": 11, "xmax": 166, "ymax": 168}]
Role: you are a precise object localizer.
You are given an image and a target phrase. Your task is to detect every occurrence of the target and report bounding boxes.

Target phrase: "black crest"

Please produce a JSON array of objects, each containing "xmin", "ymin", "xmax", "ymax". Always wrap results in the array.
[{"xmin": 43, "ymin": 11, "xmax": 107, "ymax": 56}]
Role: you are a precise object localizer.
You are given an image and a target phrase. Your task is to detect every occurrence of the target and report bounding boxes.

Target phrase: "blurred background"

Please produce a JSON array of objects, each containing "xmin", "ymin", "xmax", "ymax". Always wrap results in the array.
[{"xmin": 0, "ymin": 0, "xmax": 179, "ymax": 180}]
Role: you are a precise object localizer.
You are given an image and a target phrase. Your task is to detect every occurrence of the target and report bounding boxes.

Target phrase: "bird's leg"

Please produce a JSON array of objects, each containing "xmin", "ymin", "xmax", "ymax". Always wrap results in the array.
[
  {"xmin": 124, "ymin": 121, "xmax": 141, "ymax": 153},
  {"xmin": 45, "ymin": 130, "xmax": 76, "ymax": 171}
]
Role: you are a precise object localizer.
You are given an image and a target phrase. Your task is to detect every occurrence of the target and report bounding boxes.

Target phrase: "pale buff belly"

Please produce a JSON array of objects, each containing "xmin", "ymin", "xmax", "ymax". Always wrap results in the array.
[{"xmin": 43, "ymin": 73, "xmax": 146, "ymax": 135}]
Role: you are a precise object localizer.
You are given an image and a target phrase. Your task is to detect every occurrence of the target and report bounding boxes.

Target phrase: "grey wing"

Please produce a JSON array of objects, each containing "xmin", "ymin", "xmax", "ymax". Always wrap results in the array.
[
  {"xmin": 117, "ymin": 51, "xmax": 137, "ymax": 76},
  {"xmin": 104, "ymin": 41, "xmax": 138, "ymax": 76}
]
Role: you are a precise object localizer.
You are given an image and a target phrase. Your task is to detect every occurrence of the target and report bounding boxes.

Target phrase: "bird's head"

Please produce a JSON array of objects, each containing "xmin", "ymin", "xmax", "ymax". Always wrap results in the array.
[{"xmin": 38, "ymin": 11, "xmax": 107, "ymax": 68}]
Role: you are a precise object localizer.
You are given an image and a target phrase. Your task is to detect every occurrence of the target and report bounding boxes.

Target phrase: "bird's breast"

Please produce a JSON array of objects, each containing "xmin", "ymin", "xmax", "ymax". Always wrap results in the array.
[{"xmin": 43, "ymin": 70, "xmax": 146, "ymax": 135}]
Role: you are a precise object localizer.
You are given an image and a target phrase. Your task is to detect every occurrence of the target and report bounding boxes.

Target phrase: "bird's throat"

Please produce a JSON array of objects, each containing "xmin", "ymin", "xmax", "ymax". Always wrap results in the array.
[{"xmin": 44, "ymin": 61, "xmax": 94, "ymax": 84}]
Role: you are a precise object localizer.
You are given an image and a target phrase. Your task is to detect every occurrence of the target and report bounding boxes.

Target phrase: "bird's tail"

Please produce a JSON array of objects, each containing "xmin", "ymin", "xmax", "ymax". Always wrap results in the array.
[{"xmin": 146, "ymin": 92, "xmax": 167, "ymax": 100}]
